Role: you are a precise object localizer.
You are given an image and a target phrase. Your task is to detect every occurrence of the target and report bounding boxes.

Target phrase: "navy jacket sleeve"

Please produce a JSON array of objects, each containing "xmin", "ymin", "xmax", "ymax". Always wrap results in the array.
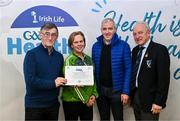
[
  {"xmin": 23, "ymin": 51, "xmax": 56, "ymax": 90},
  {"xmin": 154, "ymin": 45, "xmax": 170, "ymax": 106}
]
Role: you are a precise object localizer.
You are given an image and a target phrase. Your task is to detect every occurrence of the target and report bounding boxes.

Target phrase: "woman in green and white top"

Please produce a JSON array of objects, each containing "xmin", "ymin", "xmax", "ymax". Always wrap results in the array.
[{"xmin": 61, "ymin": 31, "xmax": 98, "ymax": 121}]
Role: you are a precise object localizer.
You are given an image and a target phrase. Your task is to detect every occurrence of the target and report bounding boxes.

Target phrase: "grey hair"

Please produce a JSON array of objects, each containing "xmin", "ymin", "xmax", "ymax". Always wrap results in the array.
[
  {"xmin": 101, "ymin": 18, "xmax": 116, "ymax": 29},
  {"xmin": 134, "ymin": 21, "xmax": 151, "ymax": 32}
]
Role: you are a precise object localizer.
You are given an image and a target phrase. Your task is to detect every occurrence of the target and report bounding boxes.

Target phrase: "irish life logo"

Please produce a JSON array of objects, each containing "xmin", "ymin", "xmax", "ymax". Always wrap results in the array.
[{"xmin": 5, "ymin": 5, "xmax": 79, "ymax": 55}]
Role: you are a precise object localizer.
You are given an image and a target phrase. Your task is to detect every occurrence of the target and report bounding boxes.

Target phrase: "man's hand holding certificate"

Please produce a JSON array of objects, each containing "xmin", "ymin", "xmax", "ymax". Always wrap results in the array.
[{"xmin": 65, "ymin": 66, "xmax": 94, "ymax": 85}]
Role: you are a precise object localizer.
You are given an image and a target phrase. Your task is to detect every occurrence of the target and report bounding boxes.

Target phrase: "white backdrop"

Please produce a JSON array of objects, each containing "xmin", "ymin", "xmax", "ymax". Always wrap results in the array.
[{"xmin": 0, "ymin": 0, "xmax": 180, "ymax": 120}]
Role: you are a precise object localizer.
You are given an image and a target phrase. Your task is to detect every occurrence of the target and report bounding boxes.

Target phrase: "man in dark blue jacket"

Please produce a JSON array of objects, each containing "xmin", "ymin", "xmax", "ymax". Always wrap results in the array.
[
  {"xmin": 23, "ymin": 22, "xmax": 67, "ymax": 121},
  {"xmin": 131, "ymin": 21, "xmax": 170, "ymax": 121},
  {"xmin": 92, "ymin": 18, "xmax": 132, "ymax": 121}
]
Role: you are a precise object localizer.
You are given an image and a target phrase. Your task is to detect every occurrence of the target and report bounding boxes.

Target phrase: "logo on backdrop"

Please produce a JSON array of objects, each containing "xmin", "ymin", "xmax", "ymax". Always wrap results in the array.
[
  {"xmin": 7, "ymin": 5, "xmax": 79, "ymax": 55},
  {"xmin": 31, "ymin": 11, "xmax": 38, "ymax": 24},
  {"xmin": 11, "ymin": 5, "xmax": 78, "ymax": 28}
]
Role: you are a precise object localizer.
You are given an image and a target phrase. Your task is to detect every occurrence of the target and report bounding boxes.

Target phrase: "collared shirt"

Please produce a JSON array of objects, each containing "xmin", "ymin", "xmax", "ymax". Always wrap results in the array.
[{"xmin": 136, "ymin": 40, "xmax": 151, "ymax": 87}]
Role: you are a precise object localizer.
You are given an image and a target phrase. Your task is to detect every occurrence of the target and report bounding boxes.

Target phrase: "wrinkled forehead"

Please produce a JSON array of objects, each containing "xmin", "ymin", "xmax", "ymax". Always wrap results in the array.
[
  {"xmin": 133, "ymin": 23, "xmax": 148, "ymax": 32},
  {"xmin": 102, "ymin": 20, "xmax": 116, "ymax": 27},
  {"xmin": 41, "ymin": 28, "xmax": 58, "ymax": 34}
]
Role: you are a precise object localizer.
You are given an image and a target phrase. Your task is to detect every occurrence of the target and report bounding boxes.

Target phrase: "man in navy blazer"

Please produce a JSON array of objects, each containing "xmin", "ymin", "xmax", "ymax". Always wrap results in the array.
[{"xmin": 131, "ymin": 21, "xmax": 170, "ymax": 121}]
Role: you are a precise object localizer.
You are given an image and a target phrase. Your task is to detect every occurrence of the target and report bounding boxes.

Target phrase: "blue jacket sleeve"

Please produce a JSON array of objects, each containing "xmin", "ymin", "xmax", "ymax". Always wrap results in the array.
[{"xmin": 122, "ymin": 43, "xmax": 132, "ymax": 95}]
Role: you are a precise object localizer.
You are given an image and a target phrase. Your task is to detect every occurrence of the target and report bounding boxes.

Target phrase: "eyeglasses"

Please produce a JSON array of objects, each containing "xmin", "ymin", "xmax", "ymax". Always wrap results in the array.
[{"xmin": 42, "ymin": 32, "xmax": 58, "ymax": 38}]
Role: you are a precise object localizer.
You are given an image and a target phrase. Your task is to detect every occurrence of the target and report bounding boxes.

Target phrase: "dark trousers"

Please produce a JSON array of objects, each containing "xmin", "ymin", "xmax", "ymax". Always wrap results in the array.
[
  {"xmin": 97, "ymin": 86, "xmax": 123, "ymax": 121},
  {"xmin": 133, "ymin": 89, "xmax": 159, "ymax": 121},
  {"xmin": 25, "ymin": 104, "xmax": 59, "ymax": 121},
  {"xmin": 63, "ymin": 101, "xmax": 93, "ymax": 121}
]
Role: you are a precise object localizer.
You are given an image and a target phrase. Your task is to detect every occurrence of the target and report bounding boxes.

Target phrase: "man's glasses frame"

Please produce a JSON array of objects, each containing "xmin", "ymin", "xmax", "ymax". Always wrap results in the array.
[{"xmin": 41, "ymin": 32, "xmax": 58, "ymax": 38}]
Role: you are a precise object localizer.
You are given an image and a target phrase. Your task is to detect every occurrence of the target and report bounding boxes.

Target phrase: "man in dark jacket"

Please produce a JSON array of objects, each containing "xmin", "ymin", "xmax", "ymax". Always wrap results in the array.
[{"xmin": 131, "ymin": 21, "xmax": 170, "ymax": 121}]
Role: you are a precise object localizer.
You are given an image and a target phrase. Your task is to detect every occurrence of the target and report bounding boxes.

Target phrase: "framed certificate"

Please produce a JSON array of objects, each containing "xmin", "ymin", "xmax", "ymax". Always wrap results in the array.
[{"xmin": 65, "ymin": 66, "xmax": 94, "ymax": 85}]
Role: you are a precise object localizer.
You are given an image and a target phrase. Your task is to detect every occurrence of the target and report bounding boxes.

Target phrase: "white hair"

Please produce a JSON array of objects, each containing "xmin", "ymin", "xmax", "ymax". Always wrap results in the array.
[
  {"xmin": 101, "ymin": 18, "xmax": 116, "ymax": 29},
  {"xmin": 134, "ymin": 21, "xmax": 151, "ymax": 32}
]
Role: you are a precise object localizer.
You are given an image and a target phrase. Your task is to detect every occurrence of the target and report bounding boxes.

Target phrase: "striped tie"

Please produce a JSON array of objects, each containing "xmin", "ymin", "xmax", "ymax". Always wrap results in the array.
[{"xmin": 132, "ymin": 46, "xmax": 144, "ymax": 87}]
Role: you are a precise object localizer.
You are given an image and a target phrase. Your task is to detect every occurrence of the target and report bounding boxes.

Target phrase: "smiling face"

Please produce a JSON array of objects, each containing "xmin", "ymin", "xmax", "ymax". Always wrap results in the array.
[
  {"xmin": 133, "ymin": 23, "xmax": 150, "ymax": 46},
  {"xmin": 101, "ymin": 20, "xmax": 116, "ymax": 42},
  {"xmin": 39, "ymin": 28, "xmax": 58, "ymax": 49},
  {"xmin": 71, "ymin": 34, "xmax": 85, "ymax": 55}
]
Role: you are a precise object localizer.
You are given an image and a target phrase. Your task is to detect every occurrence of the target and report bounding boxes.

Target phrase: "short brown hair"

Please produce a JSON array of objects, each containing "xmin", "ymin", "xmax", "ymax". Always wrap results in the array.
[
  {"xmin": 40, "ymin": 22, "xmax": 58, "ymax": 35},
  {"xmin": 68, "ymin": 31, "xmax": 86, "ymax": 50}
]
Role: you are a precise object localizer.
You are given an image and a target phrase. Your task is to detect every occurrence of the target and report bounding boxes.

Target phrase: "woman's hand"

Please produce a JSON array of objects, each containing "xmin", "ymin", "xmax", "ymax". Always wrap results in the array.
[{"xmin": 86, "ymin": 95, "xmax": 96, "ymax": 107}]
